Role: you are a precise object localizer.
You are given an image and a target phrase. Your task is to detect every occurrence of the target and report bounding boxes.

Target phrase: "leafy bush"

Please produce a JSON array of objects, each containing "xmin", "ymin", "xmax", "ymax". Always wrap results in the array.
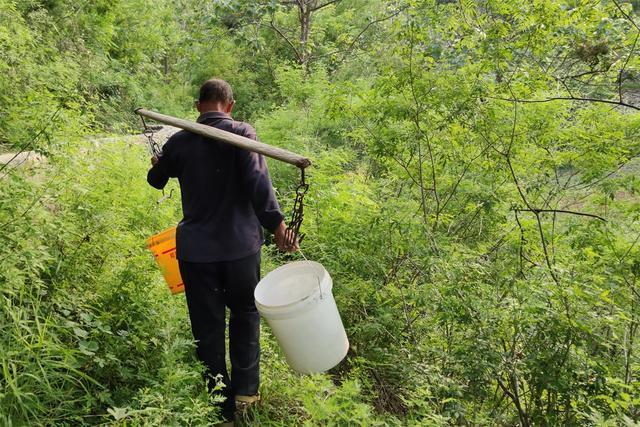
[{"xmin": 2, "ymin": 0, "xmax": 640, "ymax": 425}]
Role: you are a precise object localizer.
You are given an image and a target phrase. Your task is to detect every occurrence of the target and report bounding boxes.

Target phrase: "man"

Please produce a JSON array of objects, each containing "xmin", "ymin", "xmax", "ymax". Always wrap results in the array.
[{"xmin": 147, "ymin": 78, "xmax": 297, "ymax": 424}]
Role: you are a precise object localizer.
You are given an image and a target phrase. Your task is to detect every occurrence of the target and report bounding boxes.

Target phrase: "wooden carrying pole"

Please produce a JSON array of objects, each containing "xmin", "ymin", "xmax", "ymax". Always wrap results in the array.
[{"xmin": 135, "ymin": 108, "xmax": 311, "ymax": 169}]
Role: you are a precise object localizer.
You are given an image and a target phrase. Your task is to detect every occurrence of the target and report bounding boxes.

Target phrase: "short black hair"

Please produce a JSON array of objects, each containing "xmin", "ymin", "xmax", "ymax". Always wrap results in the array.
[{"xmin": 199, "ymin": 78, "xmax": 234, "ymax": 103}]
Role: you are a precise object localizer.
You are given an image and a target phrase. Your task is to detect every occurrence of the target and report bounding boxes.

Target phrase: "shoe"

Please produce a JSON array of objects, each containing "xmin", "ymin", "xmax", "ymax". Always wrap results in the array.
[{"xmin": 235, "ymin": 394, "xmax": 260, "ymax": 411}]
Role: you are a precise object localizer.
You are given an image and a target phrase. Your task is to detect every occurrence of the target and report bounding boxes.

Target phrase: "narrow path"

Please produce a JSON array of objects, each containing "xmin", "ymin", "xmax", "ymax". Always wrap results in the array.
[
  {"xmin": 0, "ymin": 151, "xmax": 44, "ymax": 167},
  {"xmin": 0, "ymin": 125, "xmax": 181, "ymax": 168}
]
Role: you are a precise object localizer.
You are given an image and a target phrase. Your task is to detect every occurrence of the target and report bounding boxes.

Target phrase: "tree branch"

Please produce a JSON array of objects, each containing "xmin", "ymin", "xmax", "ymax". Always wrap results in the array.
[
  {"xmin": 269, "ymin": 20, "xmax": 303, "ymax": 63},
  {"xmin": 619, "ymin": 31, "xmax": 639, "ymax": 103},
  {"xmin": 310, "ymin": 0, "xmax": 341, "ymax": 12},
  {"xmin": 490, "ymin": 95, "xmax": 640, "ymax": 111},
  {"xmin": 0, "ymin": 108, "xmax": 61, "ymax": 177},
  {"xmin": 344, "ymin": 6, "xmax": 407, "ymax": 51},
  {"xmin": 513, "ymin": 208, "xmax": 606, "ymax": 222},
  {"xmin": 311, "ymin": 6, "xmax": 408, "ymax": 60},
  {"xmin": 612, "ymin": 0, "xmax": 640, "ymax": 32}
]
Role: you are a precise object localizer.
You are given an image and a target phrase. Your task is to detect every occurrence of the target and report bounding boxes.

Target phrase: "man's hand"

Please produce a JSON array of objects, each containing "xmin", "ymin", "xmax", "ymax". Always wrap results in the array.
[
  {"xmin": 151, "ymin": 155, "xmax": 159, "ymax": 166},
  {"xmin": 274, "ymin": 220, "xmax": 299, "ymax": 252}
]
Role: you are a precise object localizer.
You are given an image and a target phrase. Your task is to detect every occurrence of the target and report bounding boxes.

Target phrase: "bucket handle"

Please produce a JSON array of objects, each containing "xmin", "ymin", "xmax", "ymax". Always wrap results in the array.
[{"xmin": 299, "ymin": 249, "xmax": 323, "ymax": 300}]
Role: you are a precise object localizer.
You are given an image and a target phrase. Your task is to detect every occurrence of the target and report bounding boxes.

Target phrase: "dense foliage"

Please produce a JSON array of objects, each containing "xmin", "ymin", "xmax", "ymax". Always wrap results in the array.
[{"xmin": 2, "ymin": 0, "xmax": 640, "ymax": 425}]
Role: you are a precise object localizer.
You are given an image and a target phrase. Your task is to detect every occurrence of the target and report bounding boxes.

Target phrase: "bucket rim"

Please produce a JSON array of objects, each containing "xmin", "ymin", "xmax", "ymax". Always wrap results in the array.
[
  {"xmin": 255, "ymin": 260, "xmax": 330, "ymax": 310},
  {"xmin": 147, "ymin": 226, "xmax": 177, "ymax": 247}
]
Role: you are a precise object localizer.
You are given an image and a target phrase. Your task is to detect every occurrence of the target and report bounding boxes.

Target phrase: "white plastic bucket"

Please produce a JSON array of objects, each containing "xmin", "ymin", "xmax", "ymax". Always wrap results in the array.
[{"xmin": 254, "ymin": 261, "xmax": 349, "ymax": 374}]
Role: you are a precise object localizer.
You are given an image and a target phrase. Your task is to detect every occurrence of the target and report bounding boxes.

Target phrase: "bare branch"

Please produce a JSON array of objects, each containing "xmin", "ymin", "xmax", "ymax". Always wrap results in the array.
[
  {"xmin": 312, "ymin": 6, "xmax": 408, "ymax": 60},
  {"xmin": 309, "ymin": 0, "xmax": 340, "ymax": 12},
  {"xmin": 344, "ymin": 6, "xmax": 407, "ymax": 52},
  {"xmin": 612, "ymin": 0, "xmax": 640, "ymax": 31},
  {"xmin": 439, "ymin": 141, "xmax": 493, "ymax": 214},
  {"xmin": 619, "ymin": 31, "xmax": 639, "ymax": 102},
  {"xmin": 513, "ymin": 208, "xmax": 606, "ymax": 222},
  {"xmin": 408, "ymin": 24, "xmax": 440, "ymax": 229},
  {"xmin": 269, "ymin": 20, "xmax": 303, "ymax": 63}
]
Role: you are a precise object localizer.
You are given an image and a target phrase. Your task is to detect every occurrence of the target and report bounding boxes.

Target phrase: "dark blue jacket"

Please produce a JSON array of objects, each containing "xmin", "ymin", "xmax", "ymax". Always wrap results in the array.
[{"xmin": 147, "ymin": 111, "xmax": 284, "ymax": 262}]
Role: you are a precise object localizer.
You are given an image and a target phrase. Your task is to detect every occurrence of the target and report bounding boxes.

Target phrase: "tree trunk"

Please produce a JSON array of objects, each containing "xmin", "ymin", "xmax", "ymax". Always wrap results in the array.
[{"xmin": 297, "ymin": 1, "xmax": 312, "ymax": 70}]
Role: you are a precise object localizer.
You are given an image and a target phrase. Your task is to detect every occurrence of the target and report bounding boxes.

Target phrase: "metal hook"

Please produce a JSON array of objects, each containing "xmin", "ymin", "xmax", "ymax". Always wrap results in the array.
[
  {"xmin": 140, "ymin": 114, "xmax": 162, "ymax": 157},
  {"xmin": 284, "ymin": 167, "xmax": 309, "ymax": 247},
  {"xmin": 157, "ymin": 188, "xmax": 174, "ymax": 204}
]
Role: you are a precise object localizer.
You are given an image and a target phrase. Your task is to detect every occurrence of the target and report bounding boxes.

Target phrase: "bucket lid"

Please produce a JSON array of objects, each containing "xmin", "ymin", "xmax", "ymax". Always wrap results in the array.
[{"xmin": 255, "ymin": 261, "xmax": 330, "ymax": 309}]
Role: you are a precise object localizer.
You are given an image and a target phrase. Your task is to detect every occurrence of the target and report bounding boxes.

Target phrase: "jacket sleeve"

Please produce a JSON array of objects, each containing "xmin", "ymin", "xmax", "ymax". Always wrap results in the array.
[
  {"xmin": 238, "ymin": 125, "xmax": 284, "ymax": 232},
  {"xmin": 147, "ymin": 137, "xmax": 177, "ymax": 189}
]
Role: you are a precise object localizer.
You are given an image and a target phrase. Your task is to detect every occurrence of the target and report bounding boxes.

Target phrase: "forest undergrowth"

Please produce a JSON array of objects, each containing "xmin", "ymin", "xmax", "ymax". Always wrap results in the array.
[{"xmin": 2, "ymin": 0, "xmax": 640, "ymax": 425}]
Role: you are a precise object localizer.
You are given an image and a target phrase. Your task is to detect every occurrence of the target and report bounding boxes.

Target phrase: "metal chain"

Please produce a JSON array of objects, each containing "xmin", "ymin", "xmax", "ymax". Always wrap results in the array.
[
  {"xmin": 284, "ymin": 167, "xmax": 309, "ymax": 248},
  {"xmin": 139, "ymin": 115, "xmax": 170, "ymax": 203},
  {"xmin": 140, "ymin": 115, "xmax": 162, "ymax": 157}
]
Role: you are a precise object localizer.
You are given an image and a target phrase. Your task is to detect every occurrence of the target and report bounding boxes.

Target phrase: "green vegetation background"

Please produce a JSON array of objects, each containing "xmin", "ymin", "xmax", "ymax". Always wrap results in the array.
[{"xmin": 1, "ymin": 0, "xmax": 640, "ymax": 425}]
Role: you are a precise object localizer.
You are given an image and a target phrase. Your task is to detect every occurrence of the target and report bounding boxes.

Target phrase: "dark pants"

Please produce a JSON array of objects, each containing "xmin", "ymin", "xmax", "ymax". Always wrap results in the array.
[{"xmin": 178, "ymin": 252, "xmax": 261, "ymax": 421}]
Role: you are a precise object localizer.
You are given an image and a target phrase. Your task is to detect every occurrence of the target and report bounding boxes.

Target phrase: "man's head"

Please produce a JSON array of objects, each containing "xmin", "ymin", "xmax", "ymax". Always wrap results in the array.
[{"xmin": 196, "ymin": 78, "xmax": 235, "ymax": 114}]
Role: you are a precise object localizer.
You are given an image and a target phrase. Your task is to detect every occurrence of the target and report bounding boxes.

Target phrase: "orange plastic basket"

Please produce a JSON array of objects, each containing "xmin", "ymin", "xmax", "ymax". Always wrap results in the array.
[{"xmin": 147, "ymin": 226, "xmax": 184, "ymax": 294}]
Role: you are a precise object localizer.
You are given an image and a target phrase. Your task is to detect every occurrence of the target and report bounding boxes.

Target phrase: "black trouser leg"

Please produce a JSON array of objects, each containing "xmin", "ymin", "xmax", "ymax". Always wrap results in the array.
[
  {"xmin": 224, "ymin": 252, "xmax": 261, "ymax": 396},
  {"xmin": 178, "ymin": 260, "xmax": 235, "ymax": 421},
  {"xmin": 178, "ymin": 252, "xmax": 261, "ymax": 420}
]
